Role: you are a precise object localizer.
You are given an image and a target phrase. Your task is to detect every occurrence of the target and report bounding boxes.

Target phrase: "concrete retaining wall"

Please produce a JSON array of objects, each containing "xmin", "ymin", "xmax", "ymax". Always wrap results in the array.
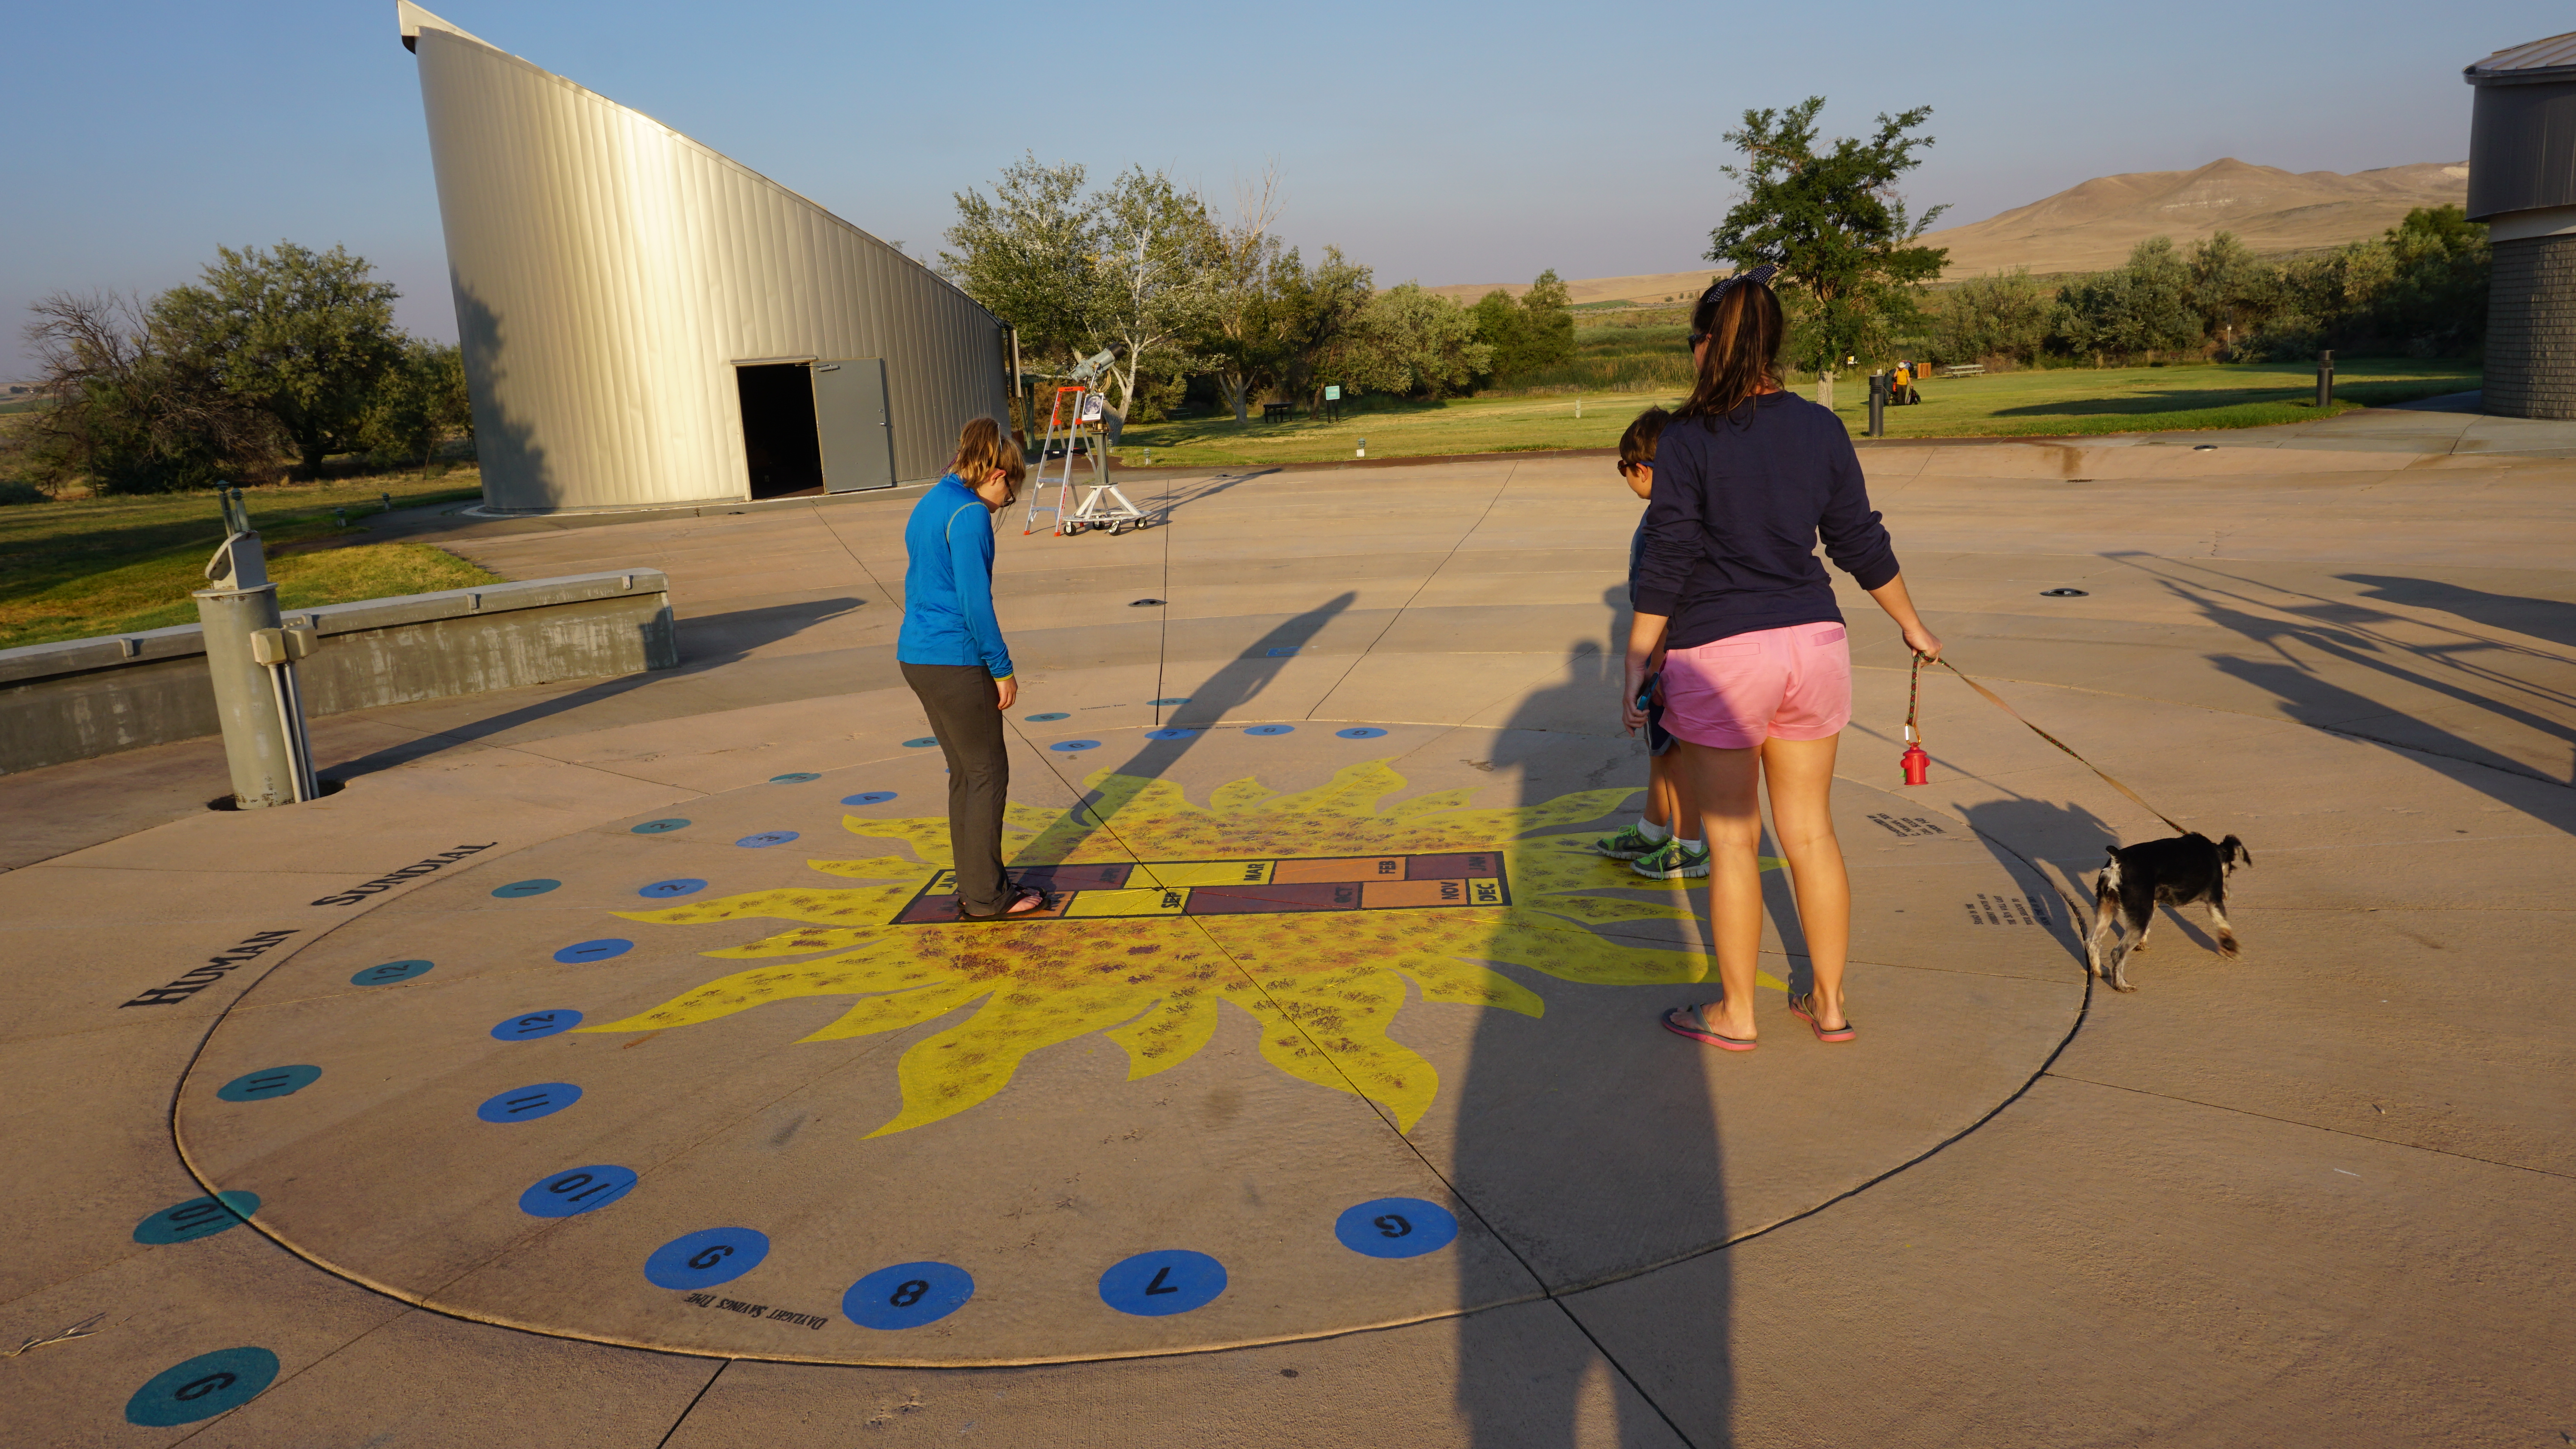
[{"xmin": 0, "ymin": 570, "xmax": 677, "ymax": 775}]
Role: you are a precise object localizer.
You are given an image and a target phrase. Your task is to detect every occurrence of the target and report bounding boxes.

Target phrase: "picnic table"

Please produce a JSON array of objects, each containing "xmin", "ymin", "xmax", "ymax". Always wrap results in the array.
[
  {"xmin": 1262, "ymin": 402, "xmax": 1294, "ymax": 423},
  {"xmin": 1937, "ymin": 364, "xmax": 1985, "ymax": 379}
]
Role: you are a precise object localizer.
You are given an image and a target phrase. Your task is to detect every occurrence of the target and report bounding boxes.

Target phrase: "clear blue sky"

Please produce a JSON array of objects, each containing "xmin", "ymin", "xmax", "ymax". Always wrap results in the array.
[{"xmin": 1, "ymin": 0, "xmax": 2558, "ymax": 378}]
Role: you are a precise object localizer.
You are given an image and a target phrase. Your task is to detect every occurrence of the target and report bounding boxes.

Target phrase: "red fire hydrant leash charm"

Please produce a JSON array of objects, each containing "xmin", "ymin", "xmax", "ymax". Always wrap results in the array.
[{"xmin": 1900, "ymin": 653, "xmax": 1931, "ymax": 786}]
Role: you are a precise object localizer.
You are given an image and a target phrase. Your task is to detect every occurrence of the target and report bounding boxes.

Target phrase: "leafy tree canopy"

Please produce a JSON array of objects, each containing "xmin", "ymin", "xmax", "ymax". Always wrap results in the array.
[
  {"xmin": 1707, "ymin": 97, "xmax": 1947, "ymax": 375},
  {"xmin": 152, "ymin": 242, "xmax": 404, "ymax": 478},
  {"xmin": 1471, "ymin": 269, "xmax": 1576, "ymax": 382}
]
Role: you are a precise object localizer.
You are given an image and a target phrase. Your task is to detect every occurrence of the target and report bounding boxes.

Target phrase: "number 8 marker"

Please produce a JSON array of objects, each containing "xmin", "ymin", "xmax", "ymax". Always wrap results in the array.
[{"xmin": 844, "ymin": 1261, "xmax": 974, "ymax": 1329}]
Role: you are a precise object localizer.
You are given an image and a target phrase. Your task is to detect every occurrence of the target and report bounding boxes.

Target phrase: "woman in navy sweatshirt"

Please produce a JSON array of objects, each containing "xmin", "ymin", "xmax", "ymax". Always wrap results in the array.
[
  {"xmin": 898, "ymin": 418, "xmax": 1044, "ymax": 919},
  {"xmin": 1631, "ymin": 270, "xmax": 1942, "ymax": 1051}
]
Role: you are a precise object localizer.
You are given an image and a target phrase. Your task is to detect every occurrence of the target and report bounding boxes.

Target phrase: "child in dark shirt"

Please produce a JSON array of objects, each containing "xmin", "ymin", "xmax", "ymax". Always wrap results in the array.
[{"xmin": 1594, "ymin": 406, "xmax": 1707, "ymax": 879}]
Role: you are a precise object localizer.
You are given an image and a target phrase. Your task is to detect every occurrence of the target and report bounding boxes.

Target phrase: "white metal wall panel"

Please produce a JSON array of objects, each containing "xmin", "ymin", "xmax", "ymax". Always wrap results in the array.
[{"xmin": 412, "ymin": 24, "xmax": 1009, "ymax": 513}]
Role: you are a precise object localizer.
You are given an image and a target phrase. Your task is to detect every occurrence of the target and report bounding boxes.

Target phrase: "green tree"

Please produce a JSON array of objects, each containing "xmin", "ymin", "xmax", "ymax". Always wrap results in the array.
[
  {"xmin": 1931, "ymin": 269, "xmax": 2050, "ymax": 366},
  {"xmin": 2374, "ymin": 205, "xmax": 2489, "ymax": 352},
  {"xmin": 151, "ymin": 242, "xmax": 404, "ymax": 479},
  {"xmin": 2186, "ymin": 232, "xmax": 2278, "ymax": 349},
  {"xmin": 1339, "ymin": 284, "xmax": 1492, "ymax": 400},
  {"xmin": 942, "ymin": 153, "xmax": 1099, "ymax": 421},
  {"xmin": 1271, "ymin": 246, "xmax": 1376, "ymax": 412},
  {"xmin": 18, "ymin": 290, "xmax": 279, "ymax": 493},
  {"xmin": 2049, "ymin": 237, "xmax": 2202, "ymax": 363},
  {"xmin": 1471, "ymin": 270, "xmax": 1577, "ymax": 383},
  {"xmin": 1707, "ymin": 97, "xmax": 1948, "ymax": 380},
  {"xmin": 1200, "ymin": 170, "xmax": 1284, "ymax": 423},
  {"xmin": 1083, "ymin": 167, "xmax": 1218, "ymax": 433},
  {"xmin": 362, "ymin": 338, "xmax": 474, "ymax": 470}
]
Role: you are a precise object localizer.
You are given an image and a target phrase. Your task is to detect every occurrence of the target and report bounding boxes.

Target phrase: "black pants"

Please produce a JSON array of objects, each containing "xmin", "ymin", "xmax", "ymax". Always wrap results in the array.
[{"xmin": 900, "ymin": 661, "xmax": 1012, "ymax": 913}]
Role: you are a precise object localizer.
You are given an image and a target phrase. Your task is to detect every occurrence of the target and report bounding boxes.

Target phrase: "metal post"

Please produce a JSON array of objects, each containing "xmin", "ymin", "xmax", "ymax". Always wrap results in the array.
[
  {"xmin": 2315, "ymin": 349, "xmax": 2335, "ymax": 408},
  {"xmin": 1867, "ymin": 371, "xmax": 1889, "ymax": 437},
  {"xmin": 192, "ymin": 486, "xmax": 302, "ymax": 809}
]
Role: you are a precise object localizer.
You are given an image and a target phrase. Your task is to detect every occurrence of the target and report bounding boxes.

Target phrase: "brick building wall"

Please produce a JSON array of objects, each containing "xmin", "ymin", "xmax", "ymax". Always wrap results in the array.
[{"xmin": 2486, "ymin": 233, "xmax": 2576, "ymax": 419}]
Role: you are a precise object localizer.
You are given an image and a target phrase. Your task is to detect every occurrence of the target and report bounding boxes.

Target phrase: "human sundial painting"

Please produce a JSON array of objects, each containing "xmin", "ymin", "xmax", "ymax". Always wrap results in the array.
[{"xmin": 590, "ymin": 760, "xmax": 1780, "ymax": 1135}]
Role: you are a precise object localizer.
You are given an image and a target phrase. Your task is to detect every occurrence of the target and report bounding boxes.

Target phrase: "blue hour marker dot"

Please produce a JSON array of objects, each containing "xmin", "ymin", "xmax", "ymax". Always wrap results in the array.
[
  {"xmin": 1245, "ymin": 724, "xmax": 1295, "ymax": 737},
  {"xmin": 350, "ymin": 958, "xmax": 433, "ymax": 986},
  {"xmin": 841, "ymin": 791, "xmax": 897, "ymax": 806},
  {"xmin": 1149, "ymin": 697, "xmax": 1191, "ymax": 706},
  {"xmin": 519, "ymin": 1164, "xmax": 638, "ymax": 1218},
  {"xmin": 902, "ymin": 737, "xmax": 939, "ymax": 748},
  {"xmin": 125, "ymin": 1346, "xmax": 280, "ymax": 1427},
  {"xmin": 735, "ymin": 830, "xmax": 799, "ymax": 848},
  {"xmin": 491, "ymin": 1009, "xmax": 583, "ymax": 1040},
  {"xmin": 1098, "ymin": 1249, "xmax": 1227, "ymax": 1317},
  {"xmin": 638, "ymin": 878, "xmax": 706, "ymax": 898},
  {"xmin": 1336, "ymin": 727, "xmax": 1388, "ymax": 740},
  {"xmin": 769, "ymin": 771, "xmax": 821, "ymax": 783},
  {"xmin": 133, "ymin": 1191, "xmax": 261, "ymax": 1246},
  {"xmin": 844, "ymin": 1261, "xmax": 975, "ymax": 1330},
  {"xmin": 216, "ymin": 1065, "xmax": 320, "ymax": 1103},
  {"xmin": 477, "ymin": 1082, "xmax": 583, "ymax": 1124},
  {"xmin": 1334, "ymin": 1197, "xmax": 1459, "ymax": 1258},
  {"xmin": 632, "ymin": 818, "xmax": 690, "ymax": 834},
  {"xmin": 1144, "ymin": 728, "xmax": 1198, "ymax": 740},
  {"xmin": 490, "ymin": 879, "xmax": 560, "ymax": 898},
  {"xmin": 646, "ymin": 1227, "xmax": 772, "ymax": 1291},
  {"xmin": 1024, "ymin": 712, "xmax": 1070, "ymax": 722},
  {"xmin": 1050, "ymin": 740, "xmax": 1101, "ymax": 752},
  {"xmin": 553, "ymin": 938, "xmax": 632, "ymax": 964}
]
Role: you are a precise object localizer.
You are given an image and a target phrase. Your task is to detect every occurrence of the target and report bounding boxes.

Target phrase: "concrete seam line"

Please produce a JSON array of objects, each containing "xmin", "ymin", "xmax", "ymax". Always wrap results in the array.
[
  {"xmin": 654, "ymin": 1359, "xmax": 730, "ymax": 1449},
  {"xmin": 1308, "ymin": 459, "xmax": 1522, "ymax": 719},
  {"xmin": 2040, "ymin": 1071, "xmax": 2576, "ymax": 1182}
]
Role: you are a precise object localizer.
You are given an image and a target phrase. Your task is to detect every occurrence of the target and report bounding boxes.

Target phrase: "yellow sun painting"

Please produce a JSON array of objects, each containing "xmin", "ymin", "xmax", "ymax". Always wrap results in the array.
[{"xmin": 589, "ymin": 760, "xmax": 1778, "ymax": 1137}]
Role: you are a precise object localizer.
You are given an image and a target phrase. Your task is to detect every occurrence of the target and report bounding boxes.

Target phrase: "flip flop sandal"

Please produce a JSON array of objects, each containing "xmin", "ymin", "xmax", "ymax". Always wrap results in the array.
[
  {"xmin": 958, "ymin": 885, "xmax": 1050, "ymax": 922},
  {"xmin": 1787, "ymin": 992, "xmax": 1856, "ymax": 1043},
  {"xmin": 1662, "ymin": 1004, "xmax": 1757, "ymax": 1052}
]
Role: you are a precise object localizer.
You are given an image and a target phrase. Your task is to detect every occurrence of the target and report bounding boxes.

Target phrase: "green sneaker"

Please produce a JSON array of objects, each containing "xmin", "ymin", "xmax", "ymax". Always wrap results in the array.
[
  {"xmin": 1595, "ymin": 822, "xmax": 1662, "ymax": 860},
  {"xmin": 1632, "ymin": 838, "xmax": 1711, "ymax": 879}
]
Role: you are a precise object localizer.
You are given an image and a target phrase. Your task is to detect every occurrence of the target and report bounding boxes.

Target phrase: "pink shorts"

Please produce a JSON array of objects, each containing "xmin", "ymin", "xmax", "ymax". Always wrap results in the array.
[{"xmin": 1659, "ymin": 623, "xmax": 1851, "ymax": 748}]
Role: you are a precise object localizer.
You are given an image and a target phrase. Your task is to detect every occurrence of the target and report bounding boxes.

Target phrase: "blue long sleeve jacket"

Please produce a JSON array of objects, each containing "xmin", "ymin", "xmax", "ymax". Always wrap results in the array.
[
  {"xmin": 896, "ymin": 475, "xmax": 1015, "ymax": 679},
  {"xmin": 1633, "ymin": 392, "xmax": 1899, "ymax": 649}
]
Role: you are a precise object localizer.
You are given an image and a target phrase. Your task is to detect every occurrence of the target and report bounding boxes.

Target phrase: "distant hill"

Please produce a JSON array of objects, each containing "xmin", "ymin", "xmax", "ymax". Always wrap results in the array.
[
  {"xmin": 1428, "ymin": 158, "xmax": 2470, "ymax": 303},
  {"xmin": 1920, "ymin": 158, "xmax": 2469, "ymax": 277}
]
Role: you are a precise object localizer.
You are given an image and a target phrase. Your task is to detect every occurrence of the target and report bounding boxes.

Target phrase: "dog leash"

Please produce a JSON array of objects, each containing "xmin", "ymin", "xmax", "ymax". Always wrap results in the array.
[{"xmin": 1907, "ymin": 653, "xmax": 2191, "ymax": 836}]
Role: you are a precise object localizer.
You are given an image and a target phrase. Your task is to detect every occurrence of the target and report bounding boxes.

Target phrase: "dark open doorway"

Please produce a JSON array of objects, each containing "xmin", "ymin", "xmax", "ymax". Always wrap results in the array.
[{"xmin": 736, "ymin": 363, "xmax": 824, "ymax": 499}]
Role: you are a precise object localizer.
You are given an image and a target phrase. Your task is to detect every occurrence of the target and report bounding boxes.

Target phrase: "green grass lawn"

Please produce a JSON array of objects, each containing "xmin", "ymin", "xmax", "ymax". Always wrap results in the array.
[
  {"xmin": 1112, "ymin": 359, "xmax": 2480, "ymax": 469},
  {"xmin": 0, "ymin": 472, "xmax": 496, "ymax": 650}
]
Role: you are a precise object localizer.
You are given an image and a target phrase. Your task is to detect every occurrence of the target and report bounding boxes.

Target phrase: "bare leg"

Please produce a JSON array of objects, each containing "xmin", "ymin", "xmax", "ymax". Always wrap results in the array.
[
  {"xmin": 1760, "ymin": 734, "xmax": 1850, "ymax": 1031},
  {"xmin": 1673, "ymin": 738, "xmax": 1764, "ymax": 1039},
  {"xmin": 1643, "ymin": 752, "xmax": 1677, "ymax": 831}
]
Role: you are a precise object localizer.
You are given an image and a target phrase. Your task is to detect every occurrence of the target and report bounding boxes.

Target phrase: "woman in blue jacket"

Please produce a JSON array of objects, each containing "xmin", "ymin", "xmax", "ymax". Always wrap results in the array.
[
  {"xmin": 1631, "ymin": 271, "xmax": 1941, "ymax": 1050},
  {"xmin": 899, "ymin": 418, "xmax": 1043, "ymax": 919}
]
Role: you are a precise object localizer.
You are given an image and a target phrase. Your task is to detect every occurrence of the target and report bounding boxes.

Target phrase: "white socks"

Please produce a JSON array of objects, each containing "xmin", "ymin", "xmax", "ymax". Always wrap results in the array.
[{"xmin": 1638, "ymin": 817, "xmax": 1672, "ymax": 843}]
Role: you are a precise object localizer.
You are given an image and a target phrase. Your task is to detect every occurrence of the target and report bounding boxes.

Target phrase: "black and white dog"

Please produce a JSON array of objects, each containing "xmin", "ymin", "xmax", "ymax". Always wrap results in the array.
[{"xmin": 2085, "ymin": 833, "xmax": 2251, "ymax": 991}]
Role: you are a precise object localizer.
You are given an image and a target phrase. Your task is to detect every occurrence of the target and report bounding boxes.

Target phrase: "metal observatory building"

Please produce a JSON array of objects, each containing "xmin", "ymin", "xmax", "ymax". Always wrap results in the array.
[
  {"xmin": 398, "ymin": 2, "xmax": 1012, "ymax": 512},
  {"xmin": 2468, "ymin": 32, "xmax": 2576, "ymax": 420}
]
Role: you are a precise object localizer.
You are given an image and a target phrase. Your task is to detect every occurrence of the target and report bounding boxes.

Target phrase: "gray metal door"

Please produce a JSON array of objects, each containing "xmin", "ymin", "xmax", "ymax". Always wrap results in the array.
[{"xmin": 811, "ymin": 358, "xmax": 896, "ymax": 492}]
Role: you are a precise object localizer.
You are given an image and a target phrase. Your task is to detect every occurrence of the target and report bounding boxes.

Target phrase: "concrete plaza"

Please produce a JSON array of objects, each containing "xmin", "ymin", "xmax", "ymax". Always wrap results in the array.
[{"xmin": 4, "ymin": 402, "xmax": 2570, "ymax": 1446}]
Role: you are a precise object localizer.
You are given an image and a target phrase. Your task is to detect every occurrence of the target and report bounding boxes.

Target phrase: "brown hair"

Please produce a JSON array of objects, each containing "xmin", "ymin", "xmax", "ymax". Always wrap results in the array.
[
  {"xmin": 1618, "ymin": 406, "xmax": 1670, "ymax": 474},
  {"xmin": 1677, "ymin": 277, "xmax": 1786, "ymax": 426},
  {"xmin": 952, "ymin": 416, "xmax": 1026, "ymax": 505}
]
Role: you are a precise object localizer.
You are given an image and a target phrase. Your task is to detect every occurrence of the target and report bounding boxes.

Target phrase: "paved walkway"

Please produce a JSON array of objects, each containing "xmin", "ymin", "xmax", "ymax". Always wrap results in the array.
[{"xmin": 4, "ymin": 409, "xmax": 2570, "ymax": 1446}]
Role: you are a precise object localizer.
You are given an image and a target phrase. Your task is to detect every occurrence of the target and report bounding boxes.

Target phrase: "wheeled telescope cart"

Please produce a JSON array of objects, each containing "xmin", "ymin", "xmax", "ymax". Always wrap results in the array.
[{"xmin": 1028, "ymin": 382, "xmax": 1156, "ymax": 537}]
